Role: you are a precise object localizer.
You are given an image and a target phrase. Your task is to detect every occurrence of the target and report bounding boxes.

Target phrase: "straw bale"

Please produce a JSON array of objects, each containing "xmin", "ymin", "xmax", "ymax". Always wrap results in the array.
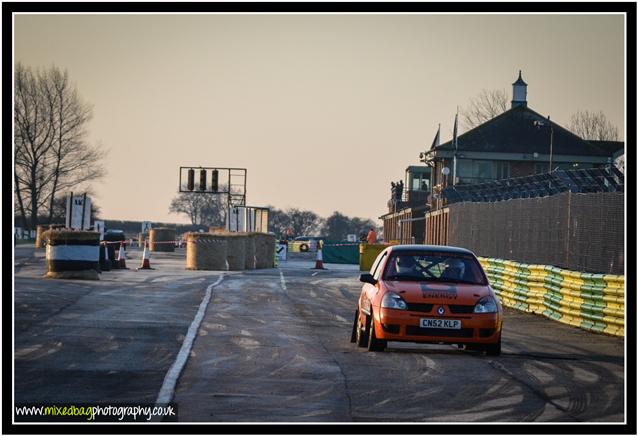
[
  {"xmin": 244, "ymin": 234, "xmax": 256, "ymax": 269},
  {"xmin": 254, "ymin": 233, "xmax": 276, "ymax": 268},
  {"xmin": 45, "ymin": 229, "xmax": 100, "ymax": 245},
  {"xmin": 185, "ymin": 232, "xmax": 228, "ymax": 271},
  {"xmin": 45, "ymin": 270, "xmax": 99, "ymax": 280},
  {"xmin": 150, "ymin": 227, "xmax": 176, "ymax": 252},
  {"xmin": 35, "ymin": 225, "xmax": 47, "ymax": 248},
  {"xmin": 223, "ymin": 233, "xmax": 247, "ymax": 271}
]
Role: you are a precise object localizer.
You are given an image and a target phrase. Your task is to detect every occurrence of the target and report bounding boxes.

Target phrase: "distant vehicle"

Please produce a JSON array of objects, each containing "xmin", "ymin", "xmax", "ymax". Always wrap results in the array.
[
  {"xmin": 292, "ymin": 236, "xmax": 325, "ymax": 252},
  {"xmin": 103, "ymin": 229, "xmax": 127, "ymax": 250},
  {"xmin": 351, "ymin": 244, "xmax": 503, "ymax": 355}
]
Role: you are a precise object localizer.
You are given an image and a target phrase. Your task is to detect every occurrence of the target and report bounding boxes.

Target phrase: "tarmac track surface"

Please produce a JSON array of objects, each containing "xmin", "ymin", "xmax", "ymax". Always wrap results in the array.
[{"xmin": 13, "ymin": 247, "xmax": 625, "ymax": 423}]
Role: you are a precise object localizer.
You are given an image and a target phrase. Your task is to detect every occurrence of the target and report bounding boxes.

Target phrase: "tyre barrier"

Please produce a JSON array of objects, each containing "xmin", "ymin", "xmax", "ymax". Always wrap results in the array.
[
  {"xmin": 150, "ymin": 228, "xmax": 176, "ymax": 252},
  {"xmin": 299, "ymin": 243, "xmax": 309, "ymax": 252},
  {"xmin": 479, "ymin": 257, "xmax": 624, "ymax": 337},
  {"xmin": 44, "ymin": 229, "xmax": 100, "ymax": 280}
]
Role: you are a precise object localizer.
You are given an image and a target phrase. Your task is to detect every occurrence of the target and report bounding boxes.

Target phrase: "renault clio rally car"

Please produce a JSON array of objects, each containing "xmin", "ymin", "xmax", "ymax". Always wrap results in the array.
[{"xmin": 350, "ymin": 245, "xmax": 503, "ymax": 355}]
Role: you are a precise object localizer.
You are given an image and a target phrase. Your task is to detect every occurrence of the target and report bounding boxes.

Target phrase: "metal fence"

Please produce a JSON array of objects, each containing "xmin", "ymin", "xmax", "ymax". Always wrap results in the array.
[{"xmin": 445, "ymin": 191, "xmax": 624, "ymax": 274}]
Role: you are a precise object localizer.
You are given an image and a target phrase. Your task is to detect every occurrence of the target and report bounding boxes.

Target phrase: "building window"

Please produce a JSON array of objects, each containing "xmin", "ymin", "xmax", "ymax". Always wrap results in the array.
[{"xmin": 496, "ymin": 162, "xmax": 510, "ymax": 179}]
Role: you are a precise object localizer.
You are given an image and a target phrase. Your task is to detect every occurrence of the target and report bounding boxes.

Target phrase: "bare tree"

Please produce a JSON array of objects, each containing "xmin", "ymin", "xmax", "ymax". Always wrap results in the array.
[
  {"xmin": 267, "ymin": 206, "xmax": 324, "ymax": 238},
  {"xmin": 321, "ymin": 211, "xmax": 377, "ymax": 241},
  {"xmin": 14, "ymin": 63, "xmax": 105, "ymax": 230},
  {"xmin": 461, "ymin": 88, "xmax": 508, "ymax": 130},
  {"xmin": 169, "ymin": 192, "xmax": 226, "ymax": 226},
  {"xmin": 568, "ymin": 110, "xmax": 619, "ymax": 141},
  {"xmin": 14, "ymin": 64, "xmax": 56, "ymax": 230}
]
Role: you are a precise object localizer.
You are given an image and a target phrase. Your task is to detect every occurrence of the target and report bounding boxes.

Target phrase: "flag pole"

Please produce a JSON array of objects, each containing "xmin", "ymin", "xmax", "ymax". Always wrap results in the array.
[{"xmin": 452, "ymin": 107, "xmax": 459, "ymax": 187}]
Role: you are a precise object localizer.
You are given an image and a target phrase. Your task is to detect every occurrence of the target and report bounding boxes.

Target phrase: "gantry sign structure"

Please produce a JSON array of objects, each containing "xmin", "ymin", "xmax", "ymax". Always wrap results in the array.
[
  {"xmin": 178, "ymin": 167, "xmax": 270, "ymax": 233},
  {"xmin": 178, "ymin": 166, "xmax": 247, "ymax": 209}
]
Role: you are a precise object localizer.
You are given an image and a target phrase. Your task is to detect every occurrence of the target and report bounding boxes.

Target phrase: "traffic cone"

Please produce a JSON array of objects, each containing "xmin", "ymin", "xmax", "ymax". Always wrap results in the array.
[
  {"xmin": 312, "ymin": 240, "xmax": 326, "ymax": 270},
  {"xmin": 117, "ymin": 242, "xmax": 128, "ymax": 269},
  {"xmin": 137, "ymin": 241, "xmax": 154, "ymax": 270}
]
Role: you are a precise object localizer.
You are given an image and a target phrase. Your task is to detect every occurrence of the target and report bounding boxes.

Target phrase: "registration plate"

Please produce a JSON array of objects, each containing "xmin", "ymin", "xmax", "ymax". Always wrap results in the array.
[{"xmin": 420, "ymin": 318, "xmax": 461, "ymax": 329}]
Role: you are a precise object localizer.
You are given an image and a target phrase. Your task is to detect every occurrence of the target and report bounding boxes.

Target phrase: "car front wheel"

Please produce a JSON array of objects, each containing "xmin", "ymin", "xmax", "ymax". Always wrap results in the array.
[
  {"xmin": 367, "ymin": 313, "xmax": 387, "ymax": 352},
  {"xmin": 355, "ymin": 310, "xmax": 369, "ymax": 347},
  {"xmin": 485, "ymin": 334, "xmax": 502, "ymax": 356}
]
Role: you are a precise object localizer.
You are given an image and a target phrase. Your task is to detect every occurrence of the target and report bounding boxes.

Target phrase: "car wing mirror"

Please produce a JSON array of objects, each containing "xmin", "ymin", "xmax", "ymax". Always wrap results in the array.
[{"xmin": 359, "ymin": 273, "xmax": 377, "ymax": 285}]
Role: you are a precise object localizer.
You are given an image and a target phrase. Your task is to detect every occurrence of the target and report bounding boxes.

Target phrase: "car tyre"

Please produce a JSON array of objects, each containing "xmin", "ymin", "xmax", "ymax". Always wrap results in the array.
[
  {"xmin": 350, "ymin": 309, "xmax": 358, "ymax": 343},
  {"xmin": 485, "ymin": 334, "xmax": 502, "ymax": 356},
  {"xmin": 355, "ymin": 310, "xmax": 369, "ymax": 347},
  {"xmin": 367, "ymin": 313, "xmax": 387, "ymax": 352}
]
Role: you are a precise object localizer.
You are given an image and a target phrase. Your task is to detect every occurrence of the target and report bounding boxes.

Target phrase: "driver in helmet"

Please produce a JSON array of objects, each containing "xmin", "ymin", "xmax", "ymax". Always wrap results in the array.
[
  {"xmin": 442, "ymin": 258, "xmax": 466, "ymax": 281},
  {"xmin": 396, "ymin": 255, "xmax": 420, "ymax": 275}
]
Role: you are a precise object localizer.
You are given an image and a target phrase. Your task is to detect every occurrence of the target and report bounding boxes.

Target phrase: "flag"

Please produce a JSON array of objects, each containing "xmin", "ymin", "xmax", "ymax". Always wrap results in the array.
[
  {"xmin": 453, "ymin": 112, "xmax": 458, "ymax": 151},
  {"xmin": 430, "ymin": 124, "xmax": 441, "ymax": 150}
]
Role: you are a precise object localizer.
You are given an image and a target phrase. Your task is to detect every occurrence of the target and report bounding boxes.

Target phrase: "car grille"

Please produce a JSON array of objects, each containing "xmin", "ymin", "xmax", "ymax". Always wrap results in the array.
[
  {"xmin": 448, "ymin": 305, "xmax": 475, "ymax": 314},
  {"xmin": 405, "ymin": 326, "xmax": 474, "ymax": 338},
  {"xmin": 406, "ymin": 303, "xmax": 434, "ymax": 313}
]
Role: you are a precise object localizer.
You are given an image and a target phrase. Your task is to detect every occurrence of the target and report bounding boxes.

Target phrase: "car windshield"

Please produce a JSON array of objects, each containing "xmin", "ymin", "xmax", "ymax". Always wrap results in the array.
[{"xmin": 383, "ymin": 252, "xmax": 487, "ymax": 285}]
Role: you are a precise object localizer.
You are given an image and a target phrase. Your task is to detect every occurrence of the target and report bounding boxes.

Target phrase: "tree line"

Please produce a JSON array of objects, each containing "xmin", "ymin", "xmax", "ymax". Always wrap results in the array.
[
  {"xmin": 14, "ymin": 63, "xmax": 106, "ymax": 231},
  {"xmin": 168, "ymin": 192, "xmax": 378, "ymax": 241}
]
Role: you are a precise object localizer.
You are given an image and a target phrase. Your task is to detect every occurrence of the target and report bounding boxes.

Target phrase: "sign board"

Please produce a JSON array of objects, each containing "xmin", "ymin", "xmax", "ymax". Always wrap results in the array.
[
  {"xmin": 94, "ymin": 221, "xmax": 105, "ymax": 240},
  {"xmin": 65, "ymin": 193, "xmax": 92, "ymax": 230},
  {"xmin": 141, "ymin": 221, "xmax": 152, "ymax": 234},
  {"xmin": 227, "ymin": 206, "xmax": 270, "ymax": 233},
  {"xmin": 227, "ymin": 206, "xmax": 246, "ymax": 232},
  {"xmin": 346, "ymin": 234, "xmax": 357, "ymax": 242},
  {"xmin": 276, "ymin": 243, "xmax": 287, "ymax": 261}
]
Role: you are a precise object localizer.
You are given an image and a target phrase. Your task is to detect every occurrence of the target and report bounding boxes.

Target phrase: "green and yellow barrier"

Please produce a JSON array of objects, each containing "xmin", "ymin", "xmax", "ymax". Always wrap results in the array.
[{"xmin": 479, "ymin": 257, "xmax": 624, "ymax": 337}]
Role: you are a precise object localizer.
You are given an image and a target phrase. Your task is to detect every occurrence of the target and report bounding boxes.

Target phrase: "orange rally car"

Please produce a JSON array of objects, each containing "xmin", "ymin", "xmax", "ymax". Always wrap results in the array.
[{"xmin": 350, "ymin": 245, "xmax": 503, "ymax": 355}]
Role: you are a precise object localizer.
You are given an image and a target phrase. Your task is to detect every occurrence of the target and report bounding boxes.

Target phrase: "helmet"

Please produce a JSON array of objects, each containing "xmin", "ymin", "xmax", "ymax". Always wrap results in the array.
[{"xmin": 445, "ymin": 258, "xmax": 466, "ymax": 278}]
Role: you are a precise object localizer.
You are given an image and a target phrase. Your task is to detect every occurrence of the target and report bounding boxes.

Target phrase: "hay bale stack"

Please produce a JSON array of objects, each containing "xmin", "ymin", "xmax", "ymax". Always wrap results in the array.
[
  {"xmin": 186, "ymin": 232, "xmax": 228, "ymax": 271},
  {"xmin": 209, "ymin": 226, "xmax": 226, "ymax": 234},
  {"xmin": 44, "ymin": 229, "xmax": 100, "ymax": 280},
  {"xmin": 150, "ymin": 227, "xmax": 176, "ymax": 252},
  {"xmin": 224, "ymin": 233, "xmax": 247, "ymax": 270},
  {"xmin": 244, "ymin": 233, "xmax": 256, "ymax": 270},
  {"xmin": 254, "ymin": 233, "xmax": 276, "ymax": 268}
]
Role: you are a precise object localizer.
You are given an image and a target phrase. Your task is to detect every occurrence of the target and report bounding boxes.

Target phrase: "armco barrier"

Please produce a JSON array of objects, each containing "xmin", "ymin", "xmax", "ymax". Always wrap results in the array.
[
  {"xmin": 359, "ymin": 243, "xmax": 388, "ymax": 271},
  {"xmin": 479, "ymin": 257, "xmax": 624, "ymax": 337}
]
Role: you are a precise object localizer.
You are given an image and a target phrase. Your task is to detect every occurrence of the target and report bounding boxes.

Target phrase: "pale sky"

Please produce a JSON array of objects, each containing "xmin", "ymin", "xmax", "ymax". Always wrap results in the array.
[{"xmin": 14, "ymin": 13, "xmax": 625, "ymax": 225}]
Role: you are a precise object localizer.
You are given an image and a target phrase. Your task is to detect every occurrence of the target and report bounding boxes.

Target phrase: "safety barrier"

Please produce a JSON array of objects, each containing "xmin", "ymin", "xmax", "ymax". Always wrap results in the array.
[
  {"xmin": 322, "ymin": 242, "xmax": 360, "ymax": 264},
  {"xmin": 359, "ymin": 243, "xmax": 389, "ymax": 271},
  {"xmin": 479, "ymin": 257, "xmax": 624, "ymax": 337},
  {"xmin": 44, "ymin": 229, "xmax": 100, "ymax": 280}
]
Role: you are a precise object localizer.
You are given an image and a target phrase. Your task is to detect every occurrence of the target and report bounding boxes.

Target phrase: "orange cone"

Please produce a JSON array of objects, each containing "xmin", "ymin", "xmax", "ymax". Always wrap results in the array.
[
  {"xmin": 137, "ymin": 241, "xmax": 154, "ymax": 270},
  {"xmin": 312, "ymin": 240, "xmax": 326, "ymax": 270},
  {"xmin": 117, "ymin": 242, "xmax": 128, "ymax": 269}
]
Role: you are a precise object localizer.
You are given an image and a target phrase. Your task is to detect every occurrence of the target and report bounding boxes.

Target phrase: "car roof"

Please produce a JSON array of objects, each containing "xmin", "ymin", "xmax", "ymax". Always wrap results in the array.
[{"xmin": 387, "ymin": 244, "xmax": 477, "ymax": 256}]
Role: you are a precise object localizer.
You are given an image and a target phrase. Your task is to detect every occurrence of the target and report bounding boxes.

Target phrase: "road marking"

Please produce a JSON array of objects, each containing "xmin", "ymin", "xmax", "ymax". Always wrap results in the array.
[
  {"xmin": 279, "ymin": 270, "xmax": 287, "ymax": 290},
  {"xmin": 311, "ymin": 272, "xmax": 319, "ymax": 276},
  {"xmin": 155, "ymin": 274, "xmax": 224, "ymax": 407}
]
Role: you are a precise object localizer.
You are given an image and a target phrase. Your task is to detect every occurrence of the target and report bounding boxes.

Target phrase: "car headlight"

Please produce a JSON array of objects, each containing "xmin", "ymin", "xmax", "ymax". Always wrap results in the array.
[
  {"xmin": 473, "ymin": 296, "xmax": 497, "ymax": 313},
  {"xmin": 381, "ymin": 292, "xmax": 408, "ymax": 310}
]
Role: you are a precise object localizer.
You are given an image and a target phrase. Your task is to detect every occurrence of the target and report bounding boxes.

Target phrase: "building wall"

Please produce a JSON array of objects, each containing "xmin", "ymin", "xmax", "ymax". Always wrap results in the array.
[{"xmin": 443, "ymin": 192, "xmax": 623, "ymax": 274}]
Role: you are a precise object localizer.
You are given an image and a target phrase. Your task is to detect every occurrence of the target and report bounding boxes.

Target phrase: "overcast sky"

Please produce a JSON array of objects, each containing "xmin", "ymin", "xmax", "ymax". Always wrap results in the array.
[{"xmin": 14, "ymin": 13, "xmax": 625, "ymax": 225}]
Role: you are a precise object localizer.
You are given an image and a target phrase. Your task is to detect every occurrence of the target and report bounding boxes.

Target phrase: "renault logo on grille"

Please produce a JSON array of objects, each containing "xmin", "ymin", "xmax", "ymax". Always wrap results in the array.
[{"xmin": 437, "ymin": 306, "xmax": 445, "ymax": 315}]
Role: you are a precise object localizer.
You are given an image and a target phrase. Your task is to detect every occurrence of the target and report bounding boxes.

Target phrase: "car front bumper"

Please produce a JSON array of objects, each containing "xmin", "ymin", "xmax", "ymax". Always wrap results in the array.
[{"xmin": 375, "ymin": 307, "xmax": 502, "ymax": 344}]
